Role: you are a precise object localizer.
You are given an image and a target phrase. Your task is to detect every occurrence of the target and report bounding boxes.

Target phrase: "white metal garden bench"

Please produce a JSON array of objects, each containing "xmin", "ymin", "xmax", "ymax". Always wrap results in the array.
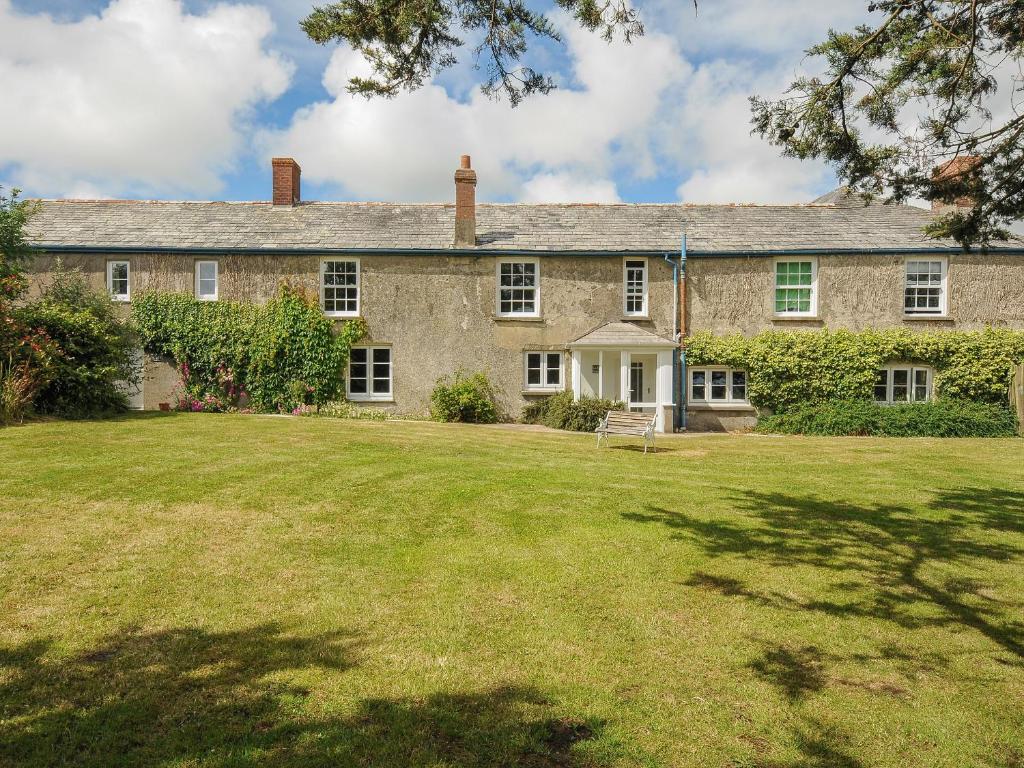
[{"xmin": 595, "ymin": 410, "xmax": 658, "ymax": 453}]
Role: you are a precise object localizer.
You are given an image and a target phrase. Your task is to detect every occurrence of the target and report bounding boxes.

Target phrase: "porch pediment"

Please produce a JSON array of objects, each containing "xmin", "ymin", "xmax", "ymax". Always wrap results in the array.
[{"xmin": 568, "ymin": 321, "xmax": 677, "ymax": 349}]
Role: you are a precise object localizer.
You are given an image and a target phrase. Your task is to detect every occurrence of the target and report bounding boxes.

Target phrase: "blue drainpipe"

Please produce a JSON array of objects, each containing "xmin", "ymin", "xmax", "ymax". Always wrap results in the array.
[{"xmin": 663, "ymin": 233, "xmax": 687, "ymax": 431}]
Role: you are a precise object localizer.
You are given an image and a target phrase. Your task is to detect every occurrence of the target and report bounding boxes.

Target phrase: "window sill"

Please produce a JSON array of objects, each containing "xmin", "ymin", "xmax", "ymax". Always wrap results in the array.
[
  {"xmin": 522, "ymin": 388, "xmax": 564, "ymax": 396},
  {"xmin": 621, "ymin": 316, "xmax": 651, "ymax": 322},
  {"xmin": 688, "ymin": 402, "xmax": 757, "ymax": 412},
  {"xmin": 325, "ymin": 313, "xmax": 363, "ymax": 320},
  {"xmin": 347, "ymin": 397, "xmax": 395, "ymax": 404},
  {"xmin": 493, "ymin": 315, "xmax": 544, "ymax": 323},
  {"xmin": 772, "ymin": 314, "xmax": 820, "ymax": 322},
  {"xmin": 903, "ymin": 314, "xmax": 953, "ymax": 322}
]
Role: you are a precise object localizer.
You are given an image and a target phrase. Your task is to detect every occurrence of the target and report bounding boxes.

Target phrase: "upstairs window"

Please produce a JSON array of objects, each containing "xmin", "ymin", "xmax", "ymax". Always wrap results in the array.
[
  {"xmin": 107, "ymin": 260, "xmax": 130, "ymax": 302},
  {"xmin": 195, "ymin": 260, "xmax": 218, "ymax": 301},
  {"xmin": 689, "ymin": 368, "xmax": 748, "ymax": 405},
  {"xmin": 497, "ymin": 259, "xmax": 539, "ymax": 317},
  {"xmin": 321, "ymin": 260, "xmax": 360, "ymax": 316},
  {"xmin": 774, "ymin": 258, "xmax": 816, "ymax": 316},
  {"xmin": 524, "ymin": 351, "xmax": 563, "ymax": 392},
  {"xmin": 348, "ymin": 346, "xmax": 392, "ymax": 401},
  {"xmin": 904, "ymin": 258, "xmax": 947, "ymax": 315},
  {"xmin": 874, "ymin": 365, "xmax": 932, "ymax": 404},
  {"xmin": 623, "ymin": 258, "xmax": 648, "ymax": 317}
]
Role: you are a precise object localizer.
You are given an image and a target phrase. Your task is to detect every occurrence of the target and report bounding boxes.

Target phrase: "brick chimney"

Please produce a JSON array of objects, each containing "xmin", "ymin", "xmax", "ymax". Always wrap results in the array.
[
  {"xmin": 454, "ymin": 155, "xmax": 477, "ymax": 247},
  {"xmin": 272, "ymin": 157, "xmax": 301, "ymax": 206},
  {"xmin": 932, "ymin": 155, "xmax": 980, "ymax": 214}
]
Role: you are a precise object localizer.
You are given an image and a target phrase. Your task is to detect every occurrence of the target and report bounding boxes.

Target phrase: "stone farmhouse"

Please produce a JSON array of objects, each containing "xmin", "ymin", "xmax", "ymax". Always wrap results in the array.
[{"xmin": 25, "ymin": 156, "xmax": 1024, "ymax": 431}]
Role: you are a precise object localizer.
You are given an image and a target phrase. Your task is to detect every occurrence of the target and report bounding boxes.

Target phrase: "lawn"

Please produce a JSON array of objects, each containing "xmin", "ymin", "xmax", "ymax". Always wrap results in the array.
[{"xmin": 1, "ymin": 414, "xmax": 1023, "ymax": 767}]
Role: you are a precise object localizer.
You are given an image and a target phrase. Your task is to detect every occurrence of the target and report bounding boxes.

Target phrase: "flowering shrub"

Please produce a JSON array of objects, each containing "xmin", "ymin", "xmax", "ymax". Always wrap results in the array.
[{"xmin": 133, "ymin": 284, "xmax": 366, "ymax": 413}]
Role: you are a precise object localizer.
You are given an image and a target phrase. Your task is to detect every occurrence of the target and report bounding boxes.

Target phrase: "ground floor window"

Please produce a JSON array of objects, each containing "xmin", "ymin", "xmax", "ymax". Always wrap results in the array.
[
  {"xmin": 689, "ymin": 367, "xmax": 748, "ymax": 404},
  {"xmin": 524, "ymin": 351, "xmax": 563, "ymax": 391},
  {"xmin": 874, "ymin": 365, "xmax": 932, "ymax": 404},
  {"xmin": 348, "ymin": 346, "xmax": 392, "ymax": 401}
]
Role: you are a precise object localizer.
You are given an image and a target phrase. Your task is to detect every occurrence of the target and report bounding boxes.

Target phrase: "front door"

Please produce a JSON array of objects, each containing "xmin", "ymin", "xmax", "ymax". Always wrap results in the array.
[{"xmin": 629, "ymin": 361, "xmax": 644, "ymax": 404}]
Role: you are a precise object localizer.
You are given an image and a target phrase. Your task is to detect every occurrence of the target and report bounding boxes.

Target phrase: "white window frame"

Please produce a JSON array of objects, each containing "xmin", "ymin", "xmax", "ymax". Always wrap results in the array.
[
  {"xmin": 195, "ymin": 260, "xmax": 218, "ymax": 301},
  {"xmin": 689, "ymin": 367, "xmax": 749, "ymax": 405},
  {"xmin": 347, "ymin": 345, "xmax": 392, "ymax": 401},
  {"xmin": 904, "ymin": 257, "xmax": 948, "ymax": 316},
  {"xmin": 523, "ymin": 351, "xmax": 564, "ymax": 392},
  {"xmin": 321, "ymin": 259, "xmax": 361, "ymax": 318},
  {"xmin": 874, "ymin": 364, "xmax": 933, "ymax": 404},
  {"xmin": 496, "ymin": 257, "xmax": 540, "ymax": 318},
  {"xmin": 773, "ymin": 257, "xmax": 818, "ymax": 317},
  {"xmin": 106, "ymin": 260, "xmax": 130, "ymax": 302},
  {"xmin": 623, "ymin": 257, "xmax": 649, "ymax": 317}
]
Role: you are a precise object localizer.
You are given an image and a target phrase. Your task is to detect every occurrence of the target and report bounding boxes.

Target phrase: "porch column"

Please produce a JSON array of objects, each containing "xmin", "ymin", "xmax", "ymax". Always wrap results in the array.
[
  {"xmin": 598, "ymin": 350, "xmax": 604, "ymax": 399},
  {"xmin": 571, "ymin": 350, "xmax": 581, "ymax": 401},
  {"xmin": 620, "ymin": 351, "xmax": 631, "ymax": 408},
  {"xmin": 655, "ymin": 349, "xmax": 673, "ymax": 433}
]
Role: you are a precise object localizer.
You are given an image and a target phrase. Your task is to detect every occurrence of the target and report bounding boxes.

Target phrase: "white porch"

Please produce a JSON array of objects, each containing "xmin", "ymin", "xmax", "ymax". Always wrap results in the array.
[{"xmin": 568, "ymin": 322, "xmax": 677, "ymax": 433}]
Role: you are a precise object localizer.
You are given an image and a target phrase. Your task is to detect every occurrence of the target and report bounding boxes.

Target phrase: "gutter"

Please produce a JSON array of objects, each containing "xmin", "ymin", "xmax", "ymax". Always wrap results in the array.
[{"xmin": 33, "ymin": 244, "xmax": 1024, "ymax": 257}]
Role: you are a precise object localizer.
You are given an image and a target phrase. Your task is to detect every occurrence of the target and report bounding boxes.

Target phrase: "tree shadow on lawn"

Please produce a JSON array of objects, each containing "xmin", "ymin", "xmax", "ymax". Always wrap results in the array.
[
  {"xmin": 626, "ymin": 487, "xmax": 1024, "ymax": 661},
  {"xmin": 625, "ymin": 488, "xmax": 1024, "ymax": 766},
  {"xmin": 0, "ymin": 623, "xmax": 607, "ymax": 768}
]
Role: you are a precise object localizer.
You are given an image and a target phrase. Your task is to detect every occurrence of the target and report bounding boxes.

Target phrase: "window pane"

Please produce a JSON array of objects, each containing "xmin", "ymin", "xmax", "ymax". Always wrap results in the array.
[
  {"xmin": 913, "ymin": 369, "xmax": 929, "ymax": 401},
  {"xmin": 710, "ymin": 370, "xmax": 727, "ymax": 400},
  {"xmin": 526, "ymin": 353, "xmax": 541, "ymax": 385},
  {"xmin": 731, "ymin": 371, "xmax": 746, "ymax": 401},
  {"xmin": 892, "ymin": 369, "xmax": 910, "ymax": 401},
  {"xmin": 874, "ymin": 370, "xmax": 889, "ymax": 402},
  {"xmin": 545, "ymin": 353, "xmax": 561, "ymax": 385},
  {"xmin": 323, "ymin": 261, "xmax": 358, "ymax": 313},
  {"xmin": 199, "ymin": 262, "xmax": 216, "ymax": 280},
  {"xmin": 691, "ymin": 370, "xmax": 706, "ymax": 401}
]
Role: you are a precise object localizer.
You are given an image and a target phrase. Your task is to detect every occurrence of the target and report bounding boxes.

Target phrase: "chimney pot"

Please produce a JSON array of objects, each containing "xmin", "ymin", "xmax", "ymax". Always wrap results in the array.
[
  {"xmin": 454, "ymin": 155, "xmax": 477, "ymax": 247},
  {"xmin": 932, "ymin": 155, "xmax": 979, "ymax": 214},
  {"xmin": 272, "ymin": 157, "xmax": 301, "ymax": 206}
]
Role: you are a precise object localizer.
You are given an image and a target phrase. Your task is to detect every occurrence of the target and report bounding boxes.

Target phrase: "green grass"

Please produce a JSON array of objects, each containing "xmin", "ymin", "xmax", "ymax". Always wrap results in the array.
[{"xmin": 1, "ymin": 414, "xmax": 1023, "ymax": 767}]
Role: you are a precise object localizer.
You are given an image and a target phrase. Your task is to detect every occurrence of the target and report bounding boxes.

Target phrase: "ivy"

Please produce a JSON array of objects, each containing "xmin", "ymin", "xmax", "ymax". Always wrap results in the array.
[
  {"xmin": 132, "ymin": 284, "xmax": 366, "ymax": 412},
  {"xmin": 685, "ymin": 328, "xmax": 1024, "ymax": 413}
]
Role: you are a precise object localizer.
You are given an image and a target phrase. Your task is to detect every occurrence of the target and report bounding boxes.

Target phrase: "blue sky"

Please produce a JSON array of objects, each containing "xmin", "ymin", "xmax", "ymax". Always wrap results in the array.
[{"xmin": 1, "ymin": 0, "xmax": 871, "ymax": 204}]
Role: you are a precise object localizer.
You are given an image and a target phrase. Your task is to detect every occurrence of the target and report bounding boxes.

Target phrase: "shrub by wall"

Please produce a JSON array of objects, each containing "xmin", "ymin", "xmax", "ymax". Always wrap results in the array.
[
  {"xmin": 430, "ymin": 370, "xmax": 500, "ymax": 423},
  {"xmin": 18, "ymin": 266, "xmax": 138, "ymax": 417},
  {"xmin": 522, "ymin": 390, "xmax": 624, "ymax": 432},
  {"xmin": 133, "ymin": 284, "xmax": 366, "ymax": 413},
  {"xmin": 685, "ymin": 328, "xmax": 1024, "ymax": 412},
  {"xmin": 756, "ymin": 400, "xmax": 1018, "ymax": 438}
]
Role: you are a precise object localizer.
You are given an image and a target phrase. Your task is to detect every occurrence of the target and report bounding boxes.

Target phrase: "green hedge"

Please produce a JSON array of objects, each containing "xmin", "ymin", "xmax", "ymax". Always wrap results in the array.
[
  {"xmin": 685, "ymin": 328, "xmax": 1024, "ymax": 412},
  {"xmin": 522, "ymin": 390, "xmax": 624, "ymax": 432},
  {"xmin": 132, "ymin": 285, "xmax": 365, "ymax": 413},
  {"xmin": 430, "ymin": 370, "xmax": 500, "ymax": 423},
  {"xmin": 756, "ymin": 400, "xmax": 1018, "ymax": 438}
]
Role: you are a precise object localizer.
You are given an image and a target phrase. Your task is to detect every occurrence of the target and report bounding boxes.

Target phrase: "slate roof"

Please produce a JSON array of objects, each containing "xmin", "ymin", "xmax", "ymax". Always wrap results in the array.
[
  {"xmin": 570, "ymin": 321, "xmax": 676, "ymax": 347},
  {"xmin": 26, "ymin": 197, "xmax": 1024, "ymax": 255}
]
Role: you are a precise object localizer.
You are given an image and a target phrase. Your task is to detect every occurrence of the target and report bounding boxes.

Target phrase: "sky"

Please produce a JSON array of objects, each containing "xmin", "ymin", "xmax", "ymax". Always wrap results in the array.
[{"xmin": 0, "ymin": 0, "xmax": 876, "ymax": 205}]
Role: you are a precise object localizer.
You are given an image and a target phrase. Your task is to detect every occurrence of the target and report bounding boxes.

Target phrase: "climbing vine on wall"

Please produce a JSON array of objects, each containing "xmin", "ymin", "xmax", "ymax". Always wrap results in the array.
[
  {"xmin": 685, "ymin": 328, "xmax": 1024, "ymax": 413},
  {"xmin": 132, "ymin": 283, "xmax": 366, "ymax": 412}
]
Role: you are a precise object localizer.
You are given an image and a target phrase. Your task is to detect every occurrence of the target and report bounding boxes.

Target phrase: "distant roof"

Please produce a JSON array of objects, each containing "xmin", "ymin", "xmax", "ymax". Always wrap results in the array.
[
  {"xmin": 569, "ymin": 321, "xmax": 676, "ymax": 348},
  {"xmin": 25, "ymin": 197, "xmax": 1023, "ymax": 255}
]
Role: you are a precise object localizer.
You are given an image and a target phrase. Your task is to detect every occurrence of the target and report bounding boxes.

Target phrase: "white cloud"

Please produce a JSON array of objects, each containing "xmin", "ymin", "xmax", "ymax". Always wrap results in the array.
[
  {"xmin": 520, "ymin": 173, "xmax": 621, "ymax": 203},
  {"xmin": 259, "ymin": 16, "xmax": 691, "ymax": 202},
  {"xmin": 0, "ymin": 0, "xmax": 293, "ymax": 197},
  {"xmin": 669, "ymin": 60, "xmax": 832, "ymax": 203}
]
